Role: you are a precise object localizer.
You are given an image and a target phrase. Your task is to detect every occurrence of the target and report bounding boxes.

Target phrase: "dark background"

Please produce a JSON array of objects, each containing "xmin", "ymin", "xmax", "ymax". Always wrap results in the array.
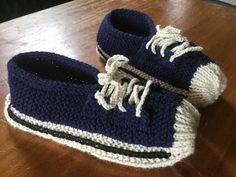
[{"xmin": 0, "ymin": 0, "xmax": 72, "ymax": 23}]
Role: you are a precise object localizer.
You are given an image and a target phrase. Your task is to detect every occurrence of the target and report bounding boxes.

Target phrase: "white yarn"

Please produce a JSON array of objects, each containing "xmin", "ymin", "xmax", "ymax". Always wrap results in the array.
[
  {"xmin": 146, "ymin": 25, "xmax": 203, "ymax": 62},
  {"xmin": 188, "ymin": 62, "xmax": 227, "ymax": 107},
  {"xmin": 95, "ymin": 55, "xmax": 152, "ymax": 117}
]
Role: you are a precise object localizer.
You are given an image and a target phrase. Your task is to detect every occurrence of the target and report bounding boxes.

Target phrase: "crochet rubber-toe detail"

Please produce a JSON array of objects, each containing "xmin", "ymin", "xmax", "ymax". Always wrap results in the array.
[{"xmin": 188, "ymin": 62, "xmax": 227, "ymax": 107}]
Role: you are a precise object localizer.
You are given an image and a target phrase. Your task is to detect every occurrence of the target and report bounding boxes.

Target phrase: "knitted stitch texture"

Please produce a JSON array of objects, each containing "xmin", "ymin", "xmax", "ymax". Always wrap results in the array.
[
  {"xmin": 97, "ymin": 8, "xmax": 226, "ymax": 107},
  {"xmin": 5, "ymin": 52, "xmax": 200, "ymax": 168}
]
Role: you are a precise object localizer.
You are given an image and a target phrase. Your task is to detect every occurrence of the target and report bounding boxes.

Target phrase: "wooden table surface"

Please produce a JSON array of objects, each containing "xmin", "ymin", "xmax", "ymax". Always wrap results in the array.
[{"xmin": 0, "ymin": 0, "xmax": 236, "ymax": 177}]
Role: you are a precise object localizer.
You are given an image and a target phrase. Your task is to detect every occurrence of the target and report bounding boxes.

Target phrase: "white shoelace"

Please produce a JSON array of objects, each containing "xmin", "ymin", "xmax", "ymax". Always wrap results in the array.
[
  {"xmin": 94, "ymin": 55, "xmax": 152, "ymax": 117},
  {"xmin": 146, "ymin": 25, "xmax": 203, "ymax": 62}
]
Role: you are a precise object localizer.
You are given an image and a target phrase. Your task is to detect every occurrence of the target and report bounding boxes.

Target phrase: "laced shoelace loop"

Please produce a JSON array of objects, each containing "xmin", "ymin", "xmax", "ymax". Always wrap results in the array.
[
  {"xmin": 146, "ymin": 25, "xmax": 203, "ymax": 62},
  {"xmin": 94, "ymin": 55, "xmax": 152, "ymax": 117}
]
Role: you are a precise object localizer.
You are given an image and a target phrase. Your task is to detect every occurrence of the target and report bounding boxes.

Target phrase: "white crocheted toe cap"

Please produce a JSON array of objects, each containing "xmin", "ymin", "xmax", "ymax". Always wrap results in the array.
[
  {"xmin": 169, "ymin": 99, "xmax": 200, "ymax": 166},
  {"xmin": 188, "ymin": 62, "xmax": 227, "ymax": 107}
]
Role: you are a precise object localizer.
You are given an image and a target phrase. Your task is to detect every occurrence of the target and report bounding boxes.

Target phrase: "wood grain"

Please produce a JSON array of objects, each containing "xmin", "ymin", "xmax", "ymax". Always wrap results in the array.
[{"xmin": 0, "ymin": 0, "xmax": 236, "ymax": 176}]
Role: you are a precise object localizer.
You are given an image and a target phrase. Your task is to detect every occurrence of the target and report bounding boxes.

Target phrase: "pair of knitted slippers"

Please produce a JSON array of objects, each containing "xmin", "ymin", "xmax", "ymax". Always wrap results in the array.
[{"xmin": 5, "ymin": 9, "xmax": 226, "ymax": 168}]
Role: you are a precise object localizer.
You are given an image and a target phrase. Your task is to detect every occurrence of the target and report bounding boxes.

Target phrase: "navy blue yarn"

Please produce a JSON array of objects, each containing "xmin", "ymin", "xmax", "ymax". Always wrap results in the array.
[
  {"xmin": 97, "ymin": 8, "xmax": 213, "ymax": 90},
  {"xmin": 8, "ymin": 52, "xmax": 183, "ymax": 147}
]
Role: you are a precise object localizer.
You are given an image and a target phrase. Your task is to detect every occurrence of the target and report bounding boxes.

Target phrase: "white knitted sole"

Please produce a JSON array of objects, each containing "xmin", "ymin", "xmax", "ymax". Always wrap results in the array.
[
  {"xmin": 4, "ymin": 94, "xmax": 200, "ymax": 168},
  {"xmin": 188, "ymin": 62, "xmax": 227, "ymax": 107},
  {"xmin": 96, "ymin": 45, "xmax": 226, "ymax": 107}
]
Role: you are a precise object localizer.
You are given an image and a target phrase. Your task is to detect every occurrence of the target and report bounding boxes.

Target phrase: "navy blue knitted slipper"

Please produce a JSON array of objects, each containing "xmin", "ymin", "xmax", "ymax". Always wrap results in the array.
[
  {"xmin": 5, "ymin": 52, "xmax": 200, "ymax": 168},
  {"xmin": 97, "ymin": 8, "xmax": 227, "ymax": 107}
]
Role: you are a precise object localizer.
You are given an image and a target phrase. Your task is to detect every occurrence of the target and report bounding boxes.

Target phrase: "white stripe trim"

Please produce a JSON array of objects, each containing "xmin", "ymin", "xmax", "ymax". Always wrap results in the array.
[{"xmin": 4, "ymin": 94, "xmax": 199, "ymax": 168}]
